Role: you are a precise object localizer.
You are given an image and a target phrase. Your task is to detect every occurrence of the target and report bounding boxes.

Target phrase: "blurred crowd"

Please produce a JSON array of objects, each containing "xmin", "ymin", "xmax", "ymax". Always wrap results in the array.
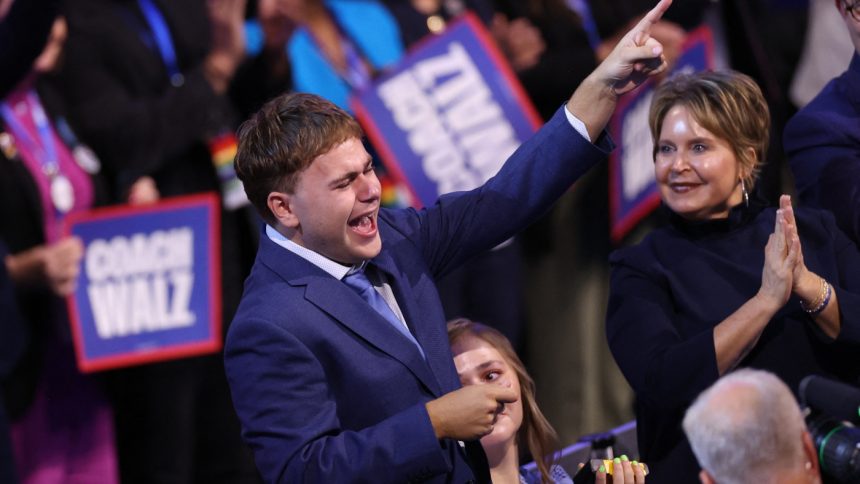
[{"xmin": 0, "ymin": 0, "xmax": 851, "ymax": 482}]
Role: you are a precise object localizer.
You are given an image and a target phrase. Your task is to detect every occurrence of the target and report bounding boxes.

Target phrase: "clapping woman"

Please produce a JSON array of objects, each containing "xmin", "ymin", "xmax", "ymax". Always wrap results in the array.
[{"xmin": 606, "ymin": 70, "xmax": 860, "ymax": 482}]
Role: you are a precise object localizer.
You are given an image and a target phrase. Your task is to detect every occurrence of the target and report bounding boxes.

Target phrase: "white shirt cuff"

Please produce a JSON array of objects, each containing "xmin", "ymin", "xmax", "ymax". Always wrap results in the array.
[{"xmin": 564, "ymin": 105, "xmax": 592, "ymax": 143}]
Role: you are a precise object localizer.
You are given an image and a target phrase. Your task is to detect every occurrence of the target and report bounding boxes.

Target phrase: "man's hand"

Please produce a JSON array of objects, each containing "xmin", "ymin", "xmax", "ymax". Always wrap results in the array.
[
  {"xmin": 566, "ymin": 0, "xmax": 673, "ymax": 140},
  {"xmin": 594, "ymin": 0, "xmax": 672, "ymax": 96},
  {"xmin": 425, "ymin": 384, "xmax": 518, "ymax": 440}
]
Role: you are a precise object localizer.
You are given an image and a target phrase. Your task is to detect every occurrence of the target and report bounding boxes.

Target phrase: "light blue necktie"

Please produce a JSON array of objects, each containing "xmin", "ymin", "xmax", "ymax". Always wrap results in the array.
[{"xmin": 343, "ymin": 268, "xmax": 425, "ymax": 358}]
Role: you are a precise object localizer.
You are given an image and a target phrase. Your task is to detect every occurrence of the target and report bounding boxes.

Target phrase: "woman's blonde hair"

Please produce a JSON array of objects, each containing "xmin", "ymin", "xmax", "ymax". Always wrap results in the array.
[
  {"xmin": 648, "ymin": 70, "xmax": 770, "ymax": 190},
  {"xmin": 447, "ymin": 318, "xmax": 559, "ymax": 483}
]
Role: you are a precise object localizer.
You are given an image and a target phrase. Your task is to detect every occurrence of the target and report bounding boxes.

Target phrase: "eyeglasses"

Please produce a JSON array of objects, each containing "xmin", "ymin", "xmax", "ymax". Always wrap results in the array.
[{"xmin": 845, "ymin": 1, "xmax": 860, "ymax": 22}]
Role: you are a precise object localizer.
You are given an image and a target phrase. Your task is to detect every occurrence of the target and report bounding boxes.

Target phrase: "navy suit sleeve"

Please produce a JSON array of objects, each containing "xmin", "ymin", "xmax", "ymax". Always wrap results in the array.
[
  {"xmin": 784, "ymin": 109, "xmax": 860, "ymax": 244},
  {"xmin": 224, "ymin": 316, "xmax": 448, "ymax": 483},
  {"xmin": 383, "ymin": 106, "xmax": 611, "ymax": 278},
  {"xmin": 606, "ymin": 251, "xmax": 720, "ymax": 412}
]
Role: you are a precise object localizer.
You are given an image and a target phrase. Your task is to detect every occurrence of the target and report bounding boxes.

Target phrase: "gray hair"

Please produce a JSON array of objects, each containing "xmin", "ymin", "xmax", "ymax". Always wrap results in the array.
[{"xmin": 682, "ymin": 369, "xmax": 807, "ymax": 484}]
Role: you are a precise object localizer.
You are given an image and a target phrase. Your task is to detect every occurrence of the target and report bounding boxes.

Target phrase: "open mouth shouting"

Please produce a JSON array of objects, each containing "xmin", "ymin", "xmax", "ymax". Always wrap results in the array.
[{"xmin": 348, "ymin": 210, "xmax": 378, "ymax": 238}]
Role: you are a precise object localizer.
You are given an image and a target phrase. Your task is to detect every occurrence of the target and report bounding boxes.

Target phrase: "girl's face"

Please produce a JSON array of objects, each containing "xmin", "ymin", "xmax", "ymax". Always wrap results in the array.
[{"xmin": 453, "ymin": 334, "xmax": 523, "ymax": 452}]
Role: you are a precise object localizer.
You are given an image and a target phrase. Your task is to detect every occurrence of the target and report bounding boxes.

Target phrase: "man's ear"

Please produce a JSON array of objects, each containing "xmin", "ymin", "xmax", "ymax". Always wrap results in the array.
[
  {"xmin": 267, "ymin": 191, "xmax": 299, "ymax": 228},
  {"xmin": 801, "ymin": 430, "xmax": 821, "ymax": 478},
  {"xmin": 699, "ymin": 469, "xmax": 716, "ymax": 484}
]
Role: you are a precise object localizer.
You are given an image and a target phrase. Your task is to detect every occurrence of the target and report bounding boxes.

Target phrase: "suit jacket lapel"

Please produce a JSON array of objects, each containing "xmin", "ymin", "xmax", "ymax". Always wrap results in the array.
[
  {"xmin": 259, "ymin": 236, "xmax": 442, "ymax": 396},
  {"xmin": 373, "ymin": 251, "xmax": 452, "ymax": 396}
]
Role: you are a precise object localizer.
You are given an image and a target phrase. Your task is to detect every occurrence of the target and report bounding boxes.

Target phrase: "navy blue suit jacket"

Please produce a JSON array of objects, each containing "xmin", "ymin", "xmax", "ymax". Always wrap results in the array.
[
  {"xmin": 784, "ymin": 52, "xmax": 860, "ymax": 245},
  {"xmin": 224, "ymin": 108, "xmax": 611, "ymax": 483}
]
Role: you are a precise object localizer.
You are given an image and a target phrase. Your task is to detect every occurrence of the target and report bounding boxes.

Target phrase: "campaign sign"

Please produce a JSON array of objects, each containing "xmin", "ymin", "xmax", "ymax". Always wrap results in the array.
[
  {"xmin": 352, "ymin": 13, "xmax": 542, "ymax": 207},
  {"xmin": 609, "ymin": 26, "xmax": 715, "ymax": 242},
  {"xmin": 65, "ymin": 193, "xmax": 221, "ymax": 373}
]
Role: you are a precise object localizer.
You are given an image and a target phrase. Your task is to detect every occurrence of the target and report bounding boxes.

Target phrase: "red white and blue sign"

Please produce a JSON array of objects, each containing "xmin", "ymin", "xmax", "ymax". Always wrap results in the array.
[
  {"xmin": 65, "ymin": 193, "xmax": 222, "ymax": 373},
  {"xmin": 352, "ymin": 13, "xmax": 542, "ymax": 208},
  {"xmin": 609, "ymin": 26, "xmax": 715, "ymax": 242}
]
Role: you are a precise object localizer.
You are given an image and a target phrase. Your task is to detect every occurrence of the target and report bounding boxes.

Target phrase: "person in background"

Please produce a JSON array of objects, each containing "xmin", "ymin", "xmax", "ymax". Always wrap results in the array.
[
  {"xmin": 784, "ymin": 0, "xmax": 860, "ymax": 246},
  {"xmin": 382, "ymin": 0, "xmax": 496, "ymax": 47},
  {"xmin": 683, "ymin": 369, "xmax": 822, "ymax": 484},
  {"xmin": 284, "ymin": 0, "xmax": 403, "ymax": 112},
  {"xmin": 230, "ymin": 0, "xmax": 299, "ymax": 119},
  {"xmin": 53, "ymin": 0, "xmax": 259, "ymax": 481},
  {"xmin": 606, "ymin": 70, "xmax": 860, "ymax": 482},
  {"xmin": 448, "ymin": 318, "xmax": 647, "ymax": 484},
  {"xmin": 0, "ymin": 11, "xmax": 120, "ymax": 483},
  {"xmin": 0, "ymin": 0, "xmax": 58, "ymax": 98}
]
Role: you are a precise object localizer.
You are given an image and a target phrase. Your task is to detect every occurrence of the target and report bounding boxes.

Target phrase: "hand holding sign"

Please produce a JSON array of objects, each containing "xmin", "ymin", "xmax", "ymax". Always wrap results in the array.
[
  {"xmin": 567, "ymin": 0, "xmax": 673, "ymax": 141},
  {"xmin": 6, "ymin": 236, "xmax": 84, "ymax": 296}
]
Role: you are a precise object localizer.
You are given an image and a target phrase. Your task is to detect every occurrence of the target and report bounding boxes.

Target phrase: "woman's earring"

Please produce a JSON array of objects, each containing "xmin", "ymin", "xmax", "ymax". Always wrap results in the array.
[{"xmin": 741, "ymin": 179, "xmax": 749, "ymax": 207}]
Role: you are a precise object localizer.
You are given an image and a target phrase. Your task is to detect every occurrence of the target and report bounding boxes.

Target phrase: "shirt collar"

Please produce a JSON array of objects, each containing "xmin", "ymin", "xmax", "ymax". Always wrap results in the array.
[{"xmin": 265, "ymin": 224, "xmax": 362, "ymax": 280}]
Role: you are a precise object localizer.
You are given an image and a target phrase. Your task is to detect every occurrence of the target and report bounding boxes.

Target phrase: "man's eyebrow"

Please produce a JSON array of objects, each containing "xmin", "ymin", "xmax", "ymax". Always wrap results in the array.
[{"xmin": 327, "ymin": 158, "xmax": 373, "ymax": 187}]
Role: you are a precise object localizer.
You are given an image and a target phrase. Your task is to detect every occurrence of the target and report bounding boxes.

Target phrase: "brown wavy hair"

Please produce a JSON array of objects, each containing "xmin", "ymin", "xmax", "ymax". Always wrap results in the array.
[{"xmin": 447, "ymin": 318, "xmax": 559, "ymax": 483}]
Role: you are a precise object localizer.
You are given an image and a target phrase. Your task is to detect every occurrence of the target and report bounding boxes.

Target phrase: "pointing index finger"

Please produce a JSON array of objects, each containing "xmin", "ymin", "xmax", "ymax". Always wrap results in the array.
[
  {"xmin": 633, "ymin": 0, "xmax": 674, "ymax": 45},
  {"xmin": 491, "ymin": 385, "xmax": 518, "ymax": 403}
]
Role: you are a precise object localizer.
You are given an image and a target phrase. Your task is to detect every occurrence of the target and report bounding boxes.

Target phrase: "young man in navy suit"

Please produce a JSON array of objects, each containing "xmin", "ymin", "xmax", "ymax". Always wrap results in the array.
[{"xmin": 224, "ymin": 1, "xmax": 673, "ymax": 481}]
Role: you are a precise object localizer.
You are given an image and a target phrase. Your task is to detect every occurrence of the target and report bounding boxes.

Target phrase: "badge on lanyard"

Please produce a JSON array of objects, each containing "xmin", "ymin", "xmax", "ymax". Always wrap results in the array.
[{"xmin": 50, "ymin": 171, "xmax": 75, "ymax": 213}]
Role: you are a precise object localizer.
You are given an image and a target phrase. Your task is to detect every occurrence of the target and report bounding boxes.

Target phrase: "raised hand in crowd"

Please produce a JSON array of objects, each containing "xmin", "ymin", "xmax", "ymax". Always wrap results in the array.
[
  {"xmin": 568, "ymin": 0, "xmax": 672, "ymax": 140},
  {"xmin": 491, "ymin": 13, "xmax": 546, "ymax": 72},
  {"xmin": 205, "ymin": 0, "xmax": 248, "ymax": 93},
  {"xmin": 596, "ymin": 17, "xmax": 685, "ymax": 67},
  {"xmin": 126, "ymin": 176, "xmax": 160, "ymax": 205},
  {"xmin": 425, "ymin": 383, "xmax": 518, "ymax": 440},
  {"xmin": 5, "ymin": 236, "xmax": 84, "ymax": 296}
]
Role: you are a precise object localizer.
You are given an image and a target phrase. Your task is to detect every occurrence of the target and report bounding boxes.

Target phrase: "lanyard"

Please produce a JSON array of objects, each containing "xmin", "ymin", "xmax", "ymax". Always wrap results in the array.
[
  {"xmin": 340, "ymin": 38, "xmax": 372, "ymax": 91},
  {"xmin": 1, "ymin": 90, "xmax": 77, "ymax": 218},
  {"xmin": 307, "ymin": 10, "xmax": 374, "ymax": 92},
  {"xmin": 566, "ymin": 0, "xmax": 602, "ymax": 52},
  {"xmin": 1, "ymin": 91, "xmax": 59, "ymax": 176},
  {"xmin": 137, "ymin": 0, "xmax": 184, "ymax": 86}
]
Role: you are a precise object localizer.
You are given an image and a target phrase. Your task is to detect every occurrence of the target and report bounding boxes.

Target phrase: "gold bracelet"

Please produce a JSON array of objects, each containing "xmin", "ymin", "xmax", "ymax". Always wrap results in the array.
[{"xmin": 801, "ymin": 277, "xmax": 831, "ymax": 315}]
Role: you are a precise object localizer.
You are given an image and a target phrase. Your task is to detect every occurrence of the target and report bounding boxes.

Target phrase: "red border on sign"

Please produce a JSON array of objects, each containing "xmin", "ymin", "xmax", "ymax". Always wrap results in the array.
[{"xmin": 63, "ymin": 193, "xmax": 222, "ymax": 373}]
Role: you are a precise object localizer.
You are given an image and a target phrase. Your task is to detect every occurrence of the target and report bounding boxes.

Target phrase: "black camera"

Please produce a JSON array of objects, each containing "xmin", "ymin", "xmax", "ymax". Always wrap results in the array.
[{"xmin": 799, "ymin": 375, "xmax": 860, "ymax": 483}]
